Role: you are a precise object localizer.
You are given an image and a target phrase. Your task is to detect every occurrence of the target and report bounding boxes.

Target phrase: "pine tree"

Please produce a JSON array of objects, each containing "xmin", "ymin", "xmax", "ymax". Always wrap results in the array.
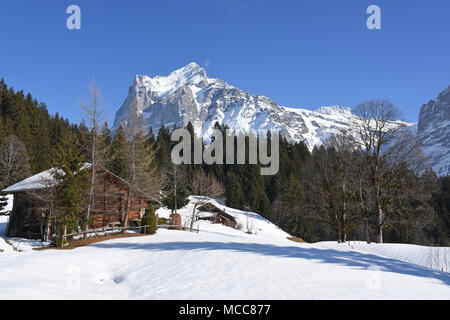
[
  {"xmin": 225, "ymin": 171, "xmax": 244, "ymax": 209},
  {"xmin": 146, "ymin": 128, "xmax": 156, "ymax": 146},
  {"xmin": 52, "ymin": 134, "xmax": 89, "ymax": 246},
  {"xmin": 155, "ymin": 125, "xmax": 171, "ymax": 168},
  {"xmin": 109, "ymin": 126, "xmax": 129, "ymax": 179},
  {"xmin": 141, "ymin": 207, "xmax": 157, "ymax": 234}
]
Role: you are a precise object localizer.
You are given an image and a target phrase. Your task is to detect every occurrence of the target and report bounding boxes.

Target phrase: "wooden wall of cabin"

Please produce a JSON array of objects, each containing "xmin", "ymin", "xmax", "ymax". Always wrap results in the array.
[
  {"xmin": 5, "ymin": 192, "xmax": 49, "ymax": 239},
  {"xmin": 84, "ymin": 173, "xmax": 153, "ymax": 228},
  {"xmin": 5, "ymin": 171, "xmax": 154, "ymax": 239}
]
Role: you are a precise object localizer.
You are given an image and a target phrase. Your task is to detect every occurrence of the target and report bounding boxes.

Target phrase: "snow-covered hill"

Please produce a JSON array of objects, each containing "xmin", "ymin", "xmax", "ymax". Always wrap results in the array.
[
  {"xmin": 318, "ymin": 241, "xmax": 450, "ymax": 273},
  {"xmin": 1, "ymin": 198, "xmax": 450, "ymax": 299},
  {"xmin": 156, "ymin": 196, "xmax": 290, "ymax": 240}
]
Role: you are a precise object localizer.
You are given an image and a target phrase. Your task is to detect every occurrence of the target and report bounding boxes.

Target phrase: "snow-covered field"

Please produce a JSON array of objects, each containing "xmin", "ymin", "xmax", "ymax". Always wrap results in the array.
[
  {"xmin": 318, "ymin": 241, "xmax": 450, "ymax": 273},
  {"xmin": 0, "ymin": 197, "xmax": 449, "ymax": 300}
]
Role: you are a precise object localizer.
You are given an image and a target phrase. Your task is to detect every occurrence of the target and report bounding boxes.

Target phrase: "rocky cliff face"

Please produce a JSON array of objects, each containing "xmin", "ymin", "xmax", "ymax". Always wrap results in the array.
[
  {"xmin": 113, "ymin": 63, "xmax": 450, "ymax": 176},
  {"xmin": 418, "ymin": 85, "xmax": 450, "ymax": 176},
  {"xmin": 112, "ymin": 63, "xmax": 314, "ymax": 145},
  {"xmin": 112, "ymin": 62, "xmax": 365, "ymax": 150}
]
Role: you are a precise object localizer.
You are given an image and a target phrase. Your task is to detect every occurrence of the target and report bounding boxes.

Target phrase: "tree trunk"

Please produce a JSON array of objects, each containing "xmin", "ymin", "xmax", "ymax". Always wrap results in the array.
[
  {"xmin": 86, "ymin": 105, "xmax": 97, "ymax": 231},
  {"xmin": 341, "ymin": 169, "xmax": 346, "ymax": 243},
  {"xmin": 42, "ymin": 212, "xmax": 51, "ymax": 242},
  {"xmin": 336, "ymin": 223, "xmax": 343, "ymax": 243},
  {"xmin": 85, "ymin": 181, "xmax": 95, "ymax": 230},
  {"xmin": 61, "ymin": 224, "xmax": 67, "ymax": 248},
  {"xmin": 377, "ymin": 204, "xmax": 384, "ymax": 243},
  {"xmin": 123, "ymin": 189, "xmax": 132, "ymax": 232},
  {"xmin": 339, "ymin": 212, "xmax": 346, "ymax": 243},
  {"xmin": 365, "ymin": 217, "xmax": 371, "ymax": 244},
  {"xmin": 190, "ymin": 202, "xmax": 198, "ymax": 232},
  {"xmin": 174, "ymin": 166, "xmax": 177, "ymax": 214},
  {"xmin": 84, "ymin": 184, "xmax": 95, "ymax": 239},
  {"xmin": 45, "ymin": 215, "xmax": 52, "ymax": 242}
]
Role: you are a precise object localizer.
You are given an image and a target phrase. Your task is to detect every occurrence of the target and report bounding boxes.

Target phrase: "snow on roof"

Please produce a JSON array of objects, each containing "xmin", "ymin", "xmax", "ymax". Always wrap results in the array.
[
  {"xmin": 2, "ymin": 168, "xmax": 59, "ymax": 193},
  {"xmin": 2, "ymin": 163, "xmax": 91, "ymax": 193}
]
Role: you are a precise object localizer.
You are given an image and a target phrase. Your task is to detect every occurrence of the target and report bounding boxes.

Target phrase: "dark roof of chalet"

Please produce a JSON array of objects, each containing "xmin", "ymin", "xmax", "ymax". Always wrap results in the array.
[{"xmin": 197, "ymin": 203, "xmax": 236, "ymax": 222}]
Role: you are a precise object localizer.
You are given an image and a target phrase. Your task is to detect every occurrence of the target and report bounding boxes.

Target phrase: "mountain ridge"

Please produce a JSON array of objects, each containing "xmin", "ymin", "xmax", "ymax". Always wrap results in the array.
[
  {"xmin": 112, "ymin": 62, "xmax": 365, "ymax": 149},
  {"xmin": 418, "ymin": 85, "xmax": 450, "ymax": 176},
  {"xmin": 112, "ymin": 63, "xmax": 448, "ymax": 176}
]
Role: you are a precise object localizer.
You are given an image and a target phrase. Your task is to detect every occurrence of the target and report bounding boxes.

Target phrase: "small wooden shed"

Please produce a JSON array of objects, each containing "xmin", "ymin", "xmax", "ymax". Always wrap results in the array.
[{"xmin": 197, "ymin": 203, "xmax": 237, "ymax": 229}]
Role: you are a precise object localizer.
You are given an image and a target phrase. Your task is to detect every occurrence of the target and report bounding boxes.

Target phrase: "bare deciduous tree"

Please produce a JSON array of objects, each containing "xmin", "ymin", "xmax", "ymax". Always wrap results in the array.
[
  {"xmin": 326, "ymin": 130, "xmax": 363, "ymax": 242},
  {"xmin": 163, "ymin": 163, "xmax": 187, "ymax": 214},
  {"xmin": 79, "ymin": 80, "xmax": 110, "ymax": 229},
  {"xmin": 375, "ymin": 129, "xmax": 428, "ymax": 236},
  {"xmin": 122, "ymin": 113, "xmax": 162, "ymax": 229},
  {"xmin": 304, "ymin": 130, "xmax": 362, "ymax": 243},
  {"xmin": 352, "ymin": 100, "xmax": 425, "ymax": 243},
  {"xmin": 0, "ymin": 135, "xmax": 31, "ymax": 188},
  {"xmin": 189, "ymin": 171, "xmax": 225, "ymax": 232}
]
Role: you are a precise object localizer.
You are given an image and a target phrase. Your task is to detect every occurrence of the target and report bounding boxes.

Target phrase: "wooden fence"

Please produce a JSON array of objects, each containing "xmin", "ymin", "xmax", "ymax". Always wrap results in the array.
[{"xmin": 61, "ymin": 223, "xmax": 199, "ymax": 243}]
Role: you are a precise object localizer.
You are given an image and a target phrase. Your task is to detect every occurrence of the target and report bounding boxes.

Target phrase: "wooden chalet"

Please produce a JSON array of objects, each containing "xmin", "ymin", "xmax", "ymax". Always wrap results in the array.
[
  {"xmin": 197, "ymin": 203, "xmax": 237, "ymax": 229},
  {"xmin": 2, "ymin": 165, "xmax": 157, "ymax": 240}
]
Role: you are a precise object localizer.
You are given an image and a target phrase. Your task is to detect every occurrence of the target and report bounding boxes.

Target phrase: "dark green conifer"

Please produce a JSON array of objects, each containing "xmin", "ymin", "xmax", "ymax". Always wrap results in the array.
[{"xmin": 109, "ymin": 126, "xmax": 129, "ymax": 179}]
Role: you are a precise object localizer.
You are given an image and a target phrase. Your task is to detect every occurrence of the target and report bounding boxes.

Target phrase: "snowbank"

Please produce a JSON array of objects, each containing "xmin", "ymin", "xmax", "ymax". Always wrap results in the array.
[
  {"xmin": 318, "ymin": 241, "xmax": 450, "ymax": 273},
  {"xmin": 1, "ymin": 228, "xmax": 449, "ymax": 299},
  {"xmin": 0, "ymin": 215, "xmax": 8, "ymax": 235},
  {"xmin": 0, "ymin": 194, "xmax": 13, "ymax": 215},
  {"xmin": 1, "ymin": 198, "xmax": 449, "ymax": 299}
]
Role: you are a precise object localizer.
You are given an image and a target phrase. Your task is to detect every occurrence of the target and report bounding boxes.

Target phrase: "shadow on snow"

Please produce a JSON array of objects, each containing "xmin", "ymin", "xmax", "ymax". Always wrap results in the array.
[{"xmin": 90, "ymin": 240, "xmax": 450, "ymax": 286}]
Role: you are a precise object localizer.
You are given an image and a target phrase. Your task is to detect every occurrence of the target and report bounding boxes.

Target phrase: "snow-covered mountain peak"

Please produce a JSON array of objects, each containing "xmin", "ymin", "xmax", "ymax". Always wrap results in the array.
[
  {"xmin": 112, "ymin": 63, "xmax": 414, "ymax": 148},
  {"xmin": 113, "ymin": 63, "xmax": 361, "ymax": 148},
  {"xmin": 132, "ymin": 62, "xmax": 208, "ymax": 102},
  {"xmin": 153, "ymin": 62, "xmax": 207, "ymax": 87},
  {"xmin": 111, "ymin": 64, "xmax": 450, "ymax": 175},
  {"xmin": 315, "ymin": 105, "xmax": 352, "ymax": 116}
]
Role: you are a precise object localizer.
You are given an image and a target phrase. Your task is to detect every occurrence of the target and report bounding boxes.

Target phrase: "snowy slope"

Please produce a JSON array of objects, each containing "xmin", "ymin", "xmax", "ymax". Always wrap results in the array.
[
  {"xmin": 284, "ymin": 106, "xmax": 360, "ymax": 148},
  {"xmin": 1, "ymin": 198, "xmax": 450, "ymax": 299},
  {"xmin": 318, "ymin": 242, "xmax": 450, "ymax": 273},
  {"xmin": 156, "ymin": 196, "xmax": 290, "ymax": 240}
]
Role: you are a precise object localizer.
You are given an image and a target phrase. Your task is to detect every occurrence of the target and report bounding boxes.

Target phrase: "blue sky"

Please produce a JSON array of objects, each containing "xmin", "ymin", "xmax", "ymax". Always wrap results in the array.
[{"xmin": 0, "ymin": 0, "xmax": 449, "ymax": 124}]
